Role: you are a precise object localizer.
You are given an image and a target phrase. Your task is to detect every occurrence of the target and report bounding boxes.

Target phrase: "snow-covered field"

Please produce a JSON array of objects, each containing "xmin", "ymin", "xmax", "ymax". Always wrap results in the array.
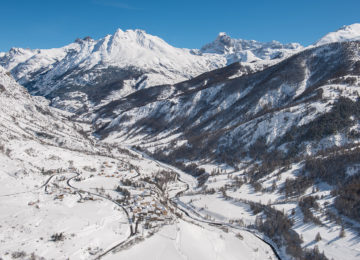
[
  {"xmin": 0, "ymin": 142, "xmax": 282, "ymax": 260},
  {"xmin": 106, "ymin": 219, "xmax": 277, "ymax": 260}
]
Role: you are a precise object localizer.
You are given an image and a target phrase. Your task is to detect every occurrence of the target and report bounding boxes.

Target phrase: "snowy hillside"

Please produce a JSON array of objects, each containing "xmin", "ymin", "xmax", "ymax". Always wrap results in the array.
[
  {"xmin": 96, "ymin": 41, "xmax": 360, "ymax": 152},
  {"xmin": 0, "ymin": 66, "xmax": 94, "ymax": 152}
]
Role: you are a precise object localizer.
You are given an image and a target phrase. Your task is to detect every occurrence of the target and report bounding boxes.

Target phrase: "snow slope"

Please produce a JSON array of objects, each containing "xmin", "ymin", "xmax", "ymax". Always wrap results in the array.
[{"xmin": 106, "ymin": 219, "xmax": 277, "ymax": 260}]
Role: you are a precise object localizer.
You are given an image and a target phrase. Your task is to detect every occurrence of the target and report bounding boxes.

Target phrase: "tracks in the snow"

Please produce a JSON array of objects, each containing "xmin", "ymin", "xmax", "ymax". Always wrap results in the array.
[
  {"xmin": 65, "ymin": 171, "xmax": 136, "ymax": 259},
  {"xmin": 0, "ymin": 173, "xmax": 59, "ymax": 197},
  {"xmin": 43, "ymin": 169, "xmax": 135, "ymax": 260}
]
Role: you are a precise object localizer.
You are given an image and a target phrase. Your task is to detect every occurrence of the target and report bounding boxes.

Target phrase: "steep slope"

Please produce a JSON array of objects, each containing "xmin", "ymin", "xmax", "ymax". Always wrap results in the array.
[
  {"xmin": 96, "ymin": 41, "xmax": 360, "ymax": 157},
  {"xmin": 0, "ymin": 66, "xmax": 95, "ymax": 152}
]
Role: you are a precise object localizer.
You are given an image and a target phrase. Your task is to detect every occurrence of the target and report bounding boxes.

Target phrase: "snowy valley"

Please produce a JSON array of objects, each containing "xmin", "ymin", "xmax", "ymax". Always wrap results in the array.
[{"xmin": 1, "ymin": 24, "xmax": 360, "ymax": 260}]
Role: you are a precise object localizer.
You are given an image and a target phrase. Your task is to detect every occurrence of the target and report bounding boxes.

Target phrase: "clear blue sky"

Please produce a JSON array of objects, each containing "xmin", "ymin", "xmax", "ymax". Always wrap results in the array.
[{"xmin": 1, "ymin": 0, "xmax": 359, "ymax": 51}]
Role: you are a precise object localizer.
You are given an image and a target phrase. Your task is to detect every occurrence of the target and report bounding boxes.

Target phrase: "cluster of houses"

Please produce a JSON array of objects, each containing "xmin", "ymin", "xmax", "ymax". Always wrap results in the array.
[
  {"xmin": 129, "ymin": 195, "xmax": 170, "ymax": 222},
  {"xmin": 97, "ymin": 161, "xmax": 136, "ymax": 178},
  {"xmin": 44, "ymin": 162, "xmax": 172, "ymax": 219}
]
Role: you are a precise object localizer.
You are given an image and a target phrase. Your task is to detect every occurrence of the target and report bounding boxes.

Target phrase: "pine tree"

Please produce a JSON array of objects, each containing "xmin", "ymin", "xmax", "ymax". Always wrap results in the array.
[
  {"xmin": 339, "ymin": 226, "xmax": 346, "ymax": 238},
  {"xmin": 315, "ymin": 232, "xmax": 322, "ymax": 242}
]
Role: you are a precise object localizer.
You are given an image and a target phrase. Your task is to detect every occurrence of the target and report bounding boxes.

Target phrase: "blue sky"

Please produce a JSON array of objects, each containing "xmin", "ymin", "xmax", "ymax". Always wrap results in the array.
[{"xmin": 0, "ymin": 0, "xmax": 359, "ymax": 51}]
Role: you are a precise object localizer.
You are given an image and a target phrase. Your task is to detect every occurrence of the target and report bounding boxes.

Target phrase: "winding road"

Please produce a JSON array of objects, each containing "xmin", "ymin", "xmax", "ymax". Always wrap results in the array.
[
  {"xmin": 41, "ymin": 169, "xmax": 136, "ymax": 260},
  {"xmin": 128, "ymin": 146, "xmax": 283, "ymax": 260},
  {"xmin": 65, "ymin": 170, "xmax": 137, "ymax": 259},
  {"xmin": 0, "ymin": 172, "xmax": 60, "ymax": 198}
]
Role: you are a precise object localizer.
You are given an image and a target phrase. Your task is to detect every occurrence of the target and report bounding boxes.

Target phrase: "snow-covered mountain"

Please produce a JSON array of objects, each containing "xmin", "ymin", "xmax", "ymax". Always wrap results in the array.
[
  {"xmin": 2, "ymin": 24, "xmax": 360, "ymax": 260},
  {"xmin": 96, "ymin": 40, "xmax": 360, "ymax": 157},
  {"xmin": 0, "ymin": 29, "xmax": 302, "ymax": 115},
  {"xmin": 0, "ymin": 30, "xmax": 215, "ymax": 111},
  {"xmin": 315, "ymin": 23, "xmax": 360, "ymax": 46}
]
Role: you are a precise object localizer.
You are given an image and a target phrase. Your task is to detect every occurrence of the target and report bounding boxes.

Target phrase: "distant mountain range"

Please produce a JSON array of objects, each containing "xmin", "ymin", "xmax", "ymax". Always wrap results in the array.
[
  {"xmin": 1, "ymin": 24, "xmax": 359, "ymax": 118},
  {"xmin": 0, "ymin": 28, "xmax": 303, "ymax": 115}
]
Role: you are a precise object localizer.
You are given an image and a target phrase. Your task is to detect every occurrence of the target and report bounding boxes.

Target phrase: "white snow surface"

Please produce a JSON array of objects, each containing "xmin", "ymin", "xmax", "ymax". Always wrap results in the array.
[{"xmin": 106, "ymin": 219, "xmax": 277, "ymax": 260}]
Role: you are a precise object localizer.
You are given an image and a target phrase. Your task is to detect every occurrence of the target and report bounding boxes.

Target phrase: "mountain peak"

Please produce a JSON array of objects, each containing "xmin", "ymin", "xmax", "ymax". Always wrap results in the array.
[
  {"xmin": 110, "ymin": 28, "xmax": 159, "ymax": 48},
  {"xmin": 105, "ymin": 28, "xmax": 178, "ymax": 60},
  {"xmin": 9, "ymin": 47, "xmax": 28, "ymax": 55},
  {"xmin": 201, "ymin": 32, "xmax": 238, "ymax": 54},
  {"xmin": 217, "ymin": 32, "xmax": 230, "ymax": 39},
  {"xmin": 315, "ymin": 23, "xmax": 360, "ymax": 46},
  {"xmin": 113, "ymin": 28, "xmax": 147, "ymax": 38},
  {"xmin": 114, "ymin": 28, "xmax": 124, "ymax": 35}
]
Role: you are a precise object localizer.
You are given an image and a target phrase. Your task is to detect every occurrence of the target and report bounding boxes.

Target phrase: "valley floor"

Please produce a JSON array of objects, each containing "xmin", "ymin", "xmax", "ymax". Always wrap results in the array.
[
  {"xmin": 0, "ymin": 143, "xmax": 278, "ymax": 260},
  {"xmin": 1, "ymin": 139, "xmax": 360, "ymax": 260}
]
